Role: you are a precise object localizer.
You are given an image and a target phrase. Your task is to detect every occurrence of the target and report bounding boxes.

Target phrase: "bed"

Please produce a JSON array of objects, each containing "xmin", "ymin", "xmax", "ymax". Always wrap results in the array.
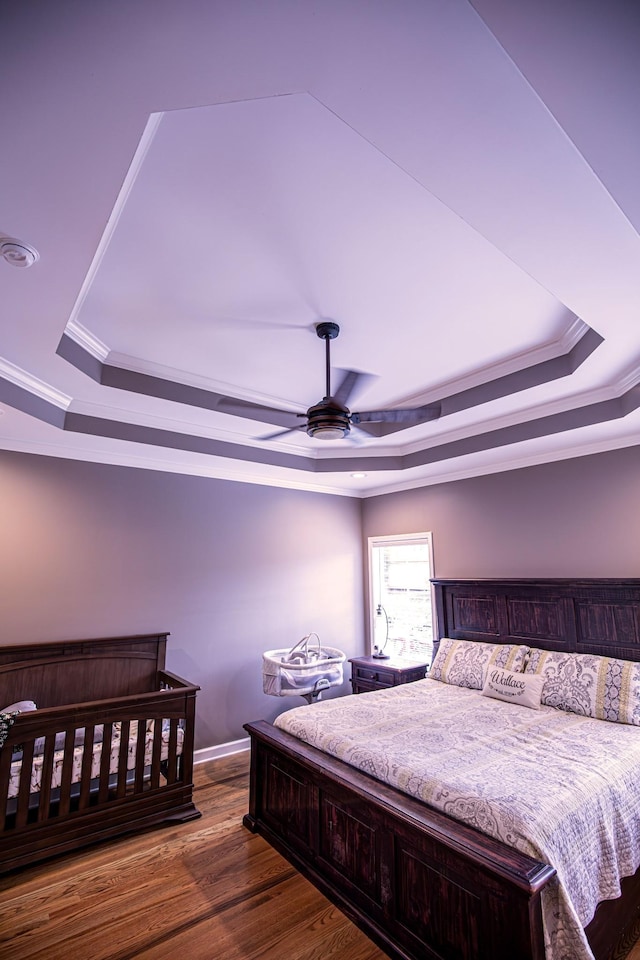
[
  {"xmin": 0, "ymin": 632, "xmax": 199, "ymax": 874},
  {"xmin": 244, "ymin": 578, "xmax": 640, "ymax": 960}
]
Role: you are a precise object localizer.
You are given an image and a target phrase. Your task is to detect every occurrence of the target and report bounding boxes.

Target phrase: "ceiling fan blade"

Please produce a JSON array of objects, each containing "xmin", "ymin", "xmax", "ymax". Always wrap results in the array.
[
  {"xmin": 332, "ymin": 369, "xmax": 375, "ymax": 408},
  {"xmin": 351, "ymin": 403, "xmax": 441, "ymax": 438},
  {"xmin": 215, "ymin": 397, "xmax": 303, "ymax": 429},
  {"xmin": 353, "ymin": 403, "xmax": 441, "ymax": 424},
  {"xmin": 260, "ymin": 425, "xmax": 307, "ymax": 441},
  {"xmin": 213, "ymin": 317, "xmax": 313, "ymax": 332},
  {"xmin": 345, "ymin": 424, "xmax": 370, "ymax": 445}
]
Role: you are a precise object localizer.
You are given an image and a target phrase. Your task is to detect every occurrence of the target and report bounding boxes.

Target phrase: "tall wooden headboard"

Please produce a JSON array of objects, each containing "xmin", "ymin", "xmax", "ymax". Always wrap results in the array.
[{"xmin": 432, "ymin": 579, "xmax": 640, "ymax": 663}]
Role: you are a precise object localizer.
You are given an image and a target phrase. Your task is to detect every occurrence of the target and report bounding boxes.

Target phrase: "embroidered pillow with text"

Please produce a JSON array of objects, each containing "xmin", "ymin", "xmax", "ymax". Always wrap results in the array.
[{"xmin": 482, "ymin": 668, "xmax": 544, "ymax": 710}]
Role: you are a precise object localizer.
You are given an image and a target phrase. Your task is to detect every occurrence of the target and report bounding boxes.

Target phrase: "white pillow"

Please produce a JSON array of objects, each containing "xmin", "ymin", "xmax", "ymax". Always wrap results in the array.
[
  {"xmin": 1, "ymin": 699, "xmax": 37, "ymax": 713},
  {"xmin": 482, "ymin": 668, "xmax": 543, "ymax": 710}
]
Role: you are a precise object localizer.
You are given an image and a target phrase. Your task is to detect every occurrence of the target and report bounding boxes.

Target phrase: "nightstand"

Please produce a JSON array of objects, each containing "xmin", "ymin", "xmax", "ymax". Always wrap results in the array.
[{"xmin": 348, "ymin": 655, "xmax": 429, "ymax": 694}]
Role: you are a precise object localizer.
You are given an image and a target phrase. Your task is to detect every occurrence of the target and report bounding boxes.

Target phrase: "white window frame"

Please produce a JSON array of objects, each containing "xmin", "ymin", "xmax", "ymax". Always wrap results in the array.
[{"xmin": 367, "ymin": 532, "xmax": 437, "ymax": 663}]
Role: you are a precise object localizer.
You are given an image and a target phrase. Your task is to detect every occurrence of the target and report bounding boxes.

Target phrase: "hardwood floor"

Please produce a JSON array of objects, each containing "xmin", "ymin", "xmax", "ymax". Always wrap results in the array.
[
  {"xmin": 1, "ymin": 752, "xmax": 639, "ymax": 960},
  {"xmin": 0, "ymin": 753, "xmax": 385, "ymax": 960}
]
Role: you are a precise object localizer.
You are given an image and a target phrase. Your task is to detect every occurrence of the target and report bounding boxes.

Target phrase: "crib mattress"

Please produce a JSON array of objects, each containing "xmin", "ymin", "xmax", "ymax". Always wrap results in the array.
[{"xmin": 8, "ymin": 719, "xmax": 184, "ymax": 800}]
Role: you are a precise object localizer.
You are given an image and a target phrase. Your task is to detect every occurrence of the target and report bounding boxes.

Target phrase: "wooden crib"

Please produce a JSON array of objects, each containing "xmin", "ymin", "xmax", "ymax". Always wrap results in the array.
[{"xmin": 0, "ymin": 632, "xmax": 199, "ymax": 874}]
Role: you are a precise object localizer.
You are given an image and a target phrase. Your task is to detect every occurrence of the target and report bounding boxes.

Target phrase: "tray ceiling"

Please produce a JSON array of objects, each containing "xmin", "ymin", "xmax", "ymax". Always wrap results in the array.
[{"xmin": 1, "ymin": 0, "xmax": 639, "ymax": 496}]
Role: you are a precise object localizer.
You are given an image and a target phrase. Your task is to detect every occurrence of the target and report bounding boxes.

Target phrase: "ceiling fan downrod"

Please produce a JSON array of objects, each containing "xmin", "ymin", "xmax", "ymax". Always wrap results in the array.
[
  {"xmin": 316, "ymin": 321, "xmax": 340, "ymax": 399},
  {"xmin": 309, "ymin": 322, "xmax": 350, "ymax": 440}
]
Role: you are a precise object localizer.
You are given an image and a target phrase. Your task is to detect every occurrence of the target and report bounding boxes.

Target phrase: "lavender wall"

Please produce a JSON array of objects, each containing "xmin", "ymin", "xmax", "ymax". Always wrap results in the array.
[
  {"xmin": 362, "ymin": 446, "xmax": 640, "ymax": 578},
  {"xmin": 3, "ymin": 444, "xmax": 638, "ymax": 751},
  {"xmin": 0, "ymin": 451, "xmax": 364, "ymax": 748}
]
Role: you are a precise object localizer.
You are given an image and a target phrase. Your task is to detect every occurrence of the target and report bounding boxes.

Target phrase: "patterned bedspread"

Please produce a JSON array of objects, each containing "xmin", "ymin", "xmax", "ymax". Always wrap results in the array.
[{"xmin": 275, "ymin": 678, "xmax": 640, "ymax": 960}]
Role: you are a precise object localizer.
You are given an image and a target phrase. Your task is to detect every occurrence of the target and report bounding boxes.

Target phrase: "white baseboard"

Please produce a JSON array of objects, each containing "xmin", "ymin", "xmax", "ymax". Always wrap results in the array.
[{"xmin": 194, "ymin": 736, "xmax": 250, "ymax": 765}]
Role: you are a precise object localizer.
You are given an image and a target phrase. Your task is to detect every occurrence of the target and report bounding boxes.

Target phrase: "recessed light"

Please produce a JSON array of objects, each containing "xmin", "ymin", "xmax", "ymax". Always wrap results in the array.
[{"xmin": 351, "ymin": 472, "xmax": 367, "ymax": 478}]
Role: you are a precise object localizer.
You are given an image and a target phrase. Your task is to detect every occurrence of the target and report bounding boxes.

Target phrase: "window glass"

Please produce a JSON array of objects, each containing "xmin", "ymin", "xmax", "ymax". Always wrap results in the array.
[{"xmin": 369, "ymin": 533, "xmax": 435, "ymax": 663}]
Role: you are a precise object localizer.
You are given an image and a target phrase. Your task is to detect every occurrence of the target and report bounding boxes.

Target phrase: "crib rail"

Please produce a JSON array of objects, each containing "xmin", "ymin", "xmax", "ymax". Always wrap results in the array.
[{"xmin": 0, "ymin": 673, "xmax": 199, "ymax": 873}]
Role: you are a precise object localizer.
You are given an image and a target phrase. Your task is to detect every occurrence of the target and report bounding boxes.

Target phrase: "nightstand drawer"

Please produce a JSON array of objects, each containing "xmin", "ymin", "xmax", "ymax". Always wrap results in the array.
[{"xmin": 353, "ymin": 666, "xmax": 394, "ymax": 686}]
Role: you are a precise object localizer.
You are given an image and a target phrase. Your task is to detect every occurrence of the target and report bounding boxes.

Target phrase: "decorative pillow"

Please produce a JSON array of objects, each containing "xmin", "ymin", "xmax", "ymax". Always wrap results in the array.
[
  {"xmin": 482, "ymin": 667, "xmax": 543, "ymax": 710},
  {"xmin": 429, "ymin": 638, "xmax": 530, "ymax": 690},
  {"xmin": 524, "ymin": 649, "xmax": 640, "ymax": 725},
  {"xmin": 0, "ymin": 712, "xmax": 17, "ymax": 749},
  {"xmin": 1, "ymin": 699, "xmax": 37, "ymax": 713}
]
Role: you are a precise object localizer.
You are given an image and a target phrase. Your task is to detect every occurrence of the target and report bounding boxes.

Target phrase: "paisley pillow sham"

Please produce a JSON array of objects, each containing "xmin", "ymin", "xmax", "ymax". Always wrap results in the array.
[
  {"xmin": 524, "ymin": 648, "xmax": 640, "ymax": 725},
  {"xmin": 429, "ymin": 638, "xmax": 530, "ymax": 690}
]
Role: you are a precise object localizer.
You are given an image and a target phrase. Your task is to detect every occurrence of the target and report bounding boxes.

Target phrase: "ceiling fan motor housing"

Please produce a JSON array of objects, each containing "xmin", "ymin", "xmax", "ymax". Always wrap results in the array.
[
  {"xmin": 306, "ymin": 398, "xmax": 351, "ymax": 439},
  {"xmin": 316, "ymin": 321, "xmax": 340, "ymax": 341}
]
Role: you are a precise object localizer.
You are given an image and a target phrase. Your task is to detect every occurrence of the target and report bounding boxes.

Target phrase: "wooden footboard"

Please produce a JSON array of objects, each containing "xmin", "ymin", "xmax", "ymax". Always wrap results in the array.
[{"xmin": 243, "ymin": 719, "xmax": 555, "ymax": 960}]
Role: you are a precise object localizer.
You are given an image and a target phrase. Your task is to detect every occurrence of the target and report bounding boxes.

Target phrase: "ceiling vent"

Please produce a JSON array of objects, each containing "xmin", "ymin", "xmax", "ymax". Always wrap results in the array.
[{"xmin": 1, "ymin": 236, "xmax": 40, "ymax": 268}]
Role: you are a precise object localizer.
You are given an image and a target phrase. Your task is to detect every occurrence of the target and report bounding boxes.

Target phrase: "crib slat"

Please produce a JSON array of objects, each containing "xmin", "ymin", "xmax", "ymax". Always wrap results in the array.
[
  {"xmin": 98, "ymin": 723, "xmax": 113, "ymax": 803},
  {"xmin": 134, "ymin": 720, "xmax": 147, "ymax": 793},
  {"xmin": 0, "ymin": 744, "xmax": 12, "ymax": 831},
  {"xmin": 78, "ymin": 724, "xmax": 95, "ymax": 810},
  {"xmin": 166, "ymin": 719, "xmax": 179, "ymax": 784},
  {"xmin": 116, "ymin": 720, "xmax": 130, "ymax": 799},
  {"xmin": 58, "ymin": 729, "xmax": 77, "ymax": 817},
  {"xmin": 15, "ymin": 740, "xmax": 35, "ymax": 829},
  {"xmin": 150, "ymin": 718, "xmax": 163, "ymax": 789},
  {"xmin": 181, "ymin": 693, "xmax": 196, "ymax": 790},
  {"xmin": 37, "ymin": 735, "xmax": 56, "ymax": 821}
]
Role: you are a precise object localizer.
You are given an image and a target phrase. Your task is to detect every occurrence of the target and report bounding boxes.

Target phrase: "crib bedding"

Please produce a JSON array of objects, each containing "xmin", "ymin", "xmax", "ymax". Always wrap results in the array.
[
  {"xmin": 275, "ymin": 677, "xmax": 640, "ymax": 960},
  {"xmin": 7, "ymin": 719, "xmax": 184, "ymax": 801}
]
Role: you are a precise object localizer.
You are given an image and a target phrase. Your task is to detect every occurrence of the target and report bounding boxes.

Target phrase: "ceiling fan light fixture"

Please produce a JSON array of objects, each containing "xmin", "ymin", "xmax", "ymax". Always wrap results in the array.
[
  {"xmin": 306, "ymin": 397, "xmax": 351, "ymax": 440},
  {"xmin": 309, "ymin": 424, "xmax": 348, "ymax": 440}
]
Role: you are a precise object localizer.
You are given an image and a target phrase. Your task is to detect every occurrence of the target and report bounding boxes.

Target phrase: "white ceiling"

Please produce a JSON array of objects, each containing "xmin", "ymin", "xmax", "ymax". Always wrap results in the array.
[{"xmin": 1, "ymin": 0, "xmax": 639, "ymax": 497}]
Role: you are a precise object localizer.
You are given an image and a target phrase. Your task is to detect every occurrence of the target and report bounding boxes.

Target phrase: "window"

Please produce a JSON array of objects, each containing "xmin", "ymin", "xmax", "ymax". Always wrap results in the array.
[{"xmin": 368, "ymin": 533, "xmax": 436, "ymax": 663}]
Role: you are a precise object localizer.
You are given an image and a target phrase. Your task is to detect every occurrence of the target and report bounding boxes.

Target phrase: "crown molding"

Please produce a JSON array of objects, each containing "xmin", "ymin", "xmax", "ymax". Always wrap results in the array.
[
  {"xmin": 393, "ymin": 380, "xmax": 621, "ymax": 457},
  {"xmin": 364, "ymin": 433, "xmax": 640, "ymax": 499},
  {"xmin": 65, "ymin": 322, "xmax": 110, "ymax": 363},
  {"xmin": 56, "ymin": 319, "xmax": 604, "ymax": 452},
  {"xmin": 389, "ymin": 314, "xmax": 589, "ymax": 407},
  {"xmin": 1, "ymin": 413, "xmax": 638, "ymax": 502},
  {"xmin": 67, "ymin": 398, "xmax": 303, "ymax": 450},
  {"xmin": 0, "ymin": 431, "xmax": 357, "ymax": 496},
  {"xmin": 4, "ymin": 338, "xmax": 639, "ymax": 482},
  {"xmin": 61, "ymin": 328, "xmax": 303, "ymax": 413},
  {"xmin": 0, "ymin": 357, "xmax": 71, "ymax": 409},
  {"xmin": 62, "ymin": 316, "xmax": 592, "ymax": 416},
  {"xmin": 616, "ymin": 363, "xmax": 640, "ymax": 394},
  {"xmin": 107, "ymin": 349, "xmax": 301, "ymax": 412},
  {"xmin": 7, "ymin": 337, "xmax": 639, "ymax": 465}
]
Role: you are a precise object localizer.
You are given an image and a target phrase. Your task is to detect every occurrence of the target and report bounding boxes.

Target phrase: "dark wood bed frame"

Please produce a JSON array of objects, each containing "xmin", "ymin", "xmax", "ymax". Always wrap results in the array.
[
  {"xmin": 244, "ymin": 578, "xmax": 640, "ymax": 960},
  {"xmin": 0, "ymin": 632, "xmax": 199, "ymax": 874}
]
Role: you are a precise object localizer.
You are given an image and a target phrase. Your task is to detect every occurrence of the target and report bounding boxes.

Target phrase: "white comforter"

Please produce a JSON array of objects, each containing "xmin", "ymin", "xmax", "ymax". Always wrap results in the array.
[{"xmin": 275, "ymin": 678, "xmax": 640, "ymax": 960}]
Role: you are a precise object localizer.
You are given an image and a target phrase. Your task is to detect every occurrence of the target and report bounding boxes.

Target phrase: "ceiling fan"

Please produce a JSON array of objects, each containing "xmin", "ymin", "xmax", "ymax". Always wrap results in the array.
[{"xmin": 218, "ymin": 322, "xmax": 441, "ymax": 441}]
